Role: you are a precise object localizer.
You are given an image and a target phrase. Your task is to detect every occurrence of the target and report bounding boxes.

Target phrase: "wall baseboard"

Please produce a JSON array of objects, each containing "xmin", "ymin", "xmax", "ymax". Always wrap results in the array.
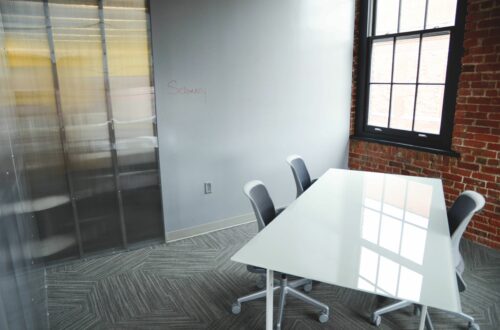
[{"xmin": 165, "ymin": 213, "xmax": 255, "ymax": 243}]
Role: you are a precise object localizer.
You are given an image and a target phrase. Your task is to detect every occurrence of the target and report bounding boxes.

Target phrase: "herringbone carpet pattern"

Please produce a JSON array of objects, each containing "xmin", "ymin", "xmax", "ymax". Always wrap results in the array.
[{"xmin": 47, "ymin": 223, "xmax": 500, "ymax": 329}]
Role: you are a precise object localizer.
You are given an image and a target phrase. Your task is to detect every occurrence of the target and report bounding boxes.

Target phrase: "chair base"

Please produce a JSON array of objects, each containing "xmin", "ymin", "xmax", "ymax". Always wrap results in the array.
[
  {"xmin": 232, "ymin": 275, "xmax": 329, "ymax": 329},
  {"xmin": 371, "ymin": 300, "xmax": 480, "ymax": 330}
]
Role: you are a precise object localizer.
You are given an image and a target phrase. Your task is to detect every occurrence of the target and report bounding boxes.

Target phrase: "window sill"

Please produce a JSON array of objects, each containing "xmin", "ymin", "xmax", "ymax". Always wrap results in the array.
[{"xmin": 349, "ymin": 135, "xmax": 460, "ymax": 157}]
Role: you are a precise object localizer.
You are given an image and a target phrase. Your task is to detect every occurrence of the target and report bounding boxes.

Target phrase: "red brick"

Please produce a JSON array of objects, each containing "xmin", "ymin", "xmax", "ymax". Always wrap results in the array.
[
  {"xmin": 475, "ymin": 223, "xmax": 497, "ymax": 233},
  {"xmin": 468, "ymin": 46, "xmax": 495, "ymax": 55},
  {"xmin": 467, "ymin": 96, "xmax": 491, "ymax": 104},
  {"xmin": 472, "ymin": 172, "xmax": 496, "ymax": 182},
  {"xmin": 443, "ymin": 173, "xmax": 463, "ymax": 182},
  {"xmin": 454, "ymin": 168, "xmax": 473, "ymax": 177},
  {"xmin": 476, "ymin": 63, "xmax": 500, "ymax": 72},
  {"xmin": 487, "ymin": 143, "xmax": 500, "ymax": 151},
  {"xmin": 458, "ymin": 162, "xmax": 481, "ymax": 171},
  {"xmin": 478, "ymin": 18, "xmax": 500, "ymax": 29},
  {"xmin": 487, "ymin": 182, "xmax": 500, "ymax": 190},
  {"xmin": 473, "ymin": 149, "xmax": 498, "ymax": 158},
  {"xmin": 468, "ymin": 126, "xmax": 492, "ymax": 134},
  {"xmin": 487, "ymin": 158, "xmax": 499, "ymax": 166},
  {"xmin": 476, "ymin": 120, "xmax": 500, "ymax": 128},
  {"xmin": 470, "ymin": 81, "xmax": 496, "ymax": 88},
  {"xmin": 460, "ymin": 72, "xmax": 482, "ymax": 81},
  {"xmin": 462, "ymin": 139, "xmax": 487, "ymax": 148},
  {"xmin": 482, "ymin": 166, "xmax": 500, "ymax": 175},
  {"xmin": 475, "ymin": 134, "xmax": 499, "ymax": 142},
  {"xmin": 465, "ymin": 112, "xmax": 488, "ymax": 119}
]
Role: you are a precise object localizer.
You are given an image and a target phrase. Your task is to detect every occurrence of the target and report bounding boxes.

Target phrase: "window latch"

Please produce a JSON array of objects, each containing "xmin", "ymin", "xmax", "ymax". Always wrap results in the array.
[{"xmin": 418, "ymin": 133, "xmax": 428, "ymax": 138}]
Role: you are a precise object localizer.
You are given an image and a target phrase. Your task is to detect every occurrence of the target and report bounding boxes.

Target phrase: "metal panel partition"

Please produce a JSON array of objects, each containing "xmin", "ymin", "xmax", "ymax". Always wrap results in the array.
[
  {"xmin": 1, "ymin": 0, "xmax": 164, "ymax": 264},
  {"xmin": 0, "ymin": 2, "xmax": 48, "ymax": 327}
]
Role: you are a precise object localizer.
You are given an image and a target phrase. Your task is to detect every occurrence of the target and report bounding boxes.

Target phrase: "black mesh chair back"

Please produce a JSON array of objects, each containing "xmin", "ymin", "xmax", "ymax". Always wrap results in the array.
[
  {"xmin": 243, "ymin": 180, "xmax": 277, "ymax": 231},
  {"xmin": 447, "ymin": 191, "xmax": 485, "ymax": 276},
  {"xmin": 286, "ymin": 155, "xmax": 312, "ymax": 197}
]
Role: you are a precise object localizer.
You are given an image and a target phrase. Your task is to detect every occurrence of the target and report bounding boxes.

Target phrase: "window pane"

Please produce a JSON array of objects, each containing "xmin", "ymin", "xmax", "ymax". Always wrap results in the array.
[
  {"xmin": 426, "ymin": 0, "xmax": 457, "ymax": 28},
  {"xmin": 368, "ymin": 84, "xmax": 391, "ymax": 127},
  {"xmin": 414, "ymin": 85, "xmax": 444, "ymax": 134},
  {"xmin": 389, "ymin": 85, "xmax": 415, "ymax": 131},
  {"xmin": 400, "ymin": 0, "xmax": 426, "ymax": 32},
  {"xmin": 370, "ymin": 38, "xmax": 393, "ymax": 83},
  {"xmin": 418, "ymin": 33, "xmax": 450, "ymax": 83},
  {"xmin": 375, "ymin": 0, "xmax": 399, "ymax": 35},
  {"xmin": 393, "ymin": 36, "xmax": 419, "ymax": 83}
]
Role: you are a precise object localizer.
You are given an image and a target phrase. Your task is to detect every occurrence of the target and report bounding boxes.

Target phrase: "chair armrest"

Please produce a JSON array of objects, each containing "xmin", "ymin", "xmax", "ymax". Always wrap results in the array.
[
  {"xmin": 276, "ymin": 207, "xmax": 286, "ymax": 216},
  {"xmin": 456, "ymin": 271, "xmax": 467, "ymax": 292}
]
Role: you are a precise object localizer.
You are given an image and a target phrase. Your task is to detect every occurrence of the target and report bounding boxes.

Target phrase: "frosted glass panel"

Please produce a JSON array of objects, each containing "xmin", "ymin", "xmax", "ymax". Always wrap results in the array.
[
  {"xmin": 399, "ymin": 0, "xmax": 426, "ymax": 32},
  {"xmin": 375, "ymin": 0, "xmax": 399, "ymax": 35},
  {"xmin": 390, "ymin": 85, "xmax": 415, "ymax": 131},
  {"xmin": 414, "ymin": 85, "xmax": 444, "ymax": 134},
  {"xmin": 426, "ymin": 0, "xmax": 457, "ymax": 28},
  {"xmin": 368, "ymin": 84, "xmax": 390, "ymax": 127},
  {"xmin": 370, "ymin": 38, "xmax": 393, "ymax": 83},
  {"xmin": 393, "ymin": 36, "xmax": 419, "ymax": 83},
  {"xmin": 419, "ymin": 33, "xmax": 450, "ymax": 83}
]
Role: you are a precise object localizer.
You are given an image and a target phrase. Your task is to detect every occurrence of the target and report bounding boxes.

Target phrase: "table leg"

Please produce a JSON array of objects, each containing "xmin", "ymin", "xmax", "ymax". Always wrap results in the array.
[
  {"xmin": 418, "ymin": 305, "xmax": 428, "ymax": 330},
  {"xmin": 266, "ymin": 269, "xmax": 274, "ymax": 329}
]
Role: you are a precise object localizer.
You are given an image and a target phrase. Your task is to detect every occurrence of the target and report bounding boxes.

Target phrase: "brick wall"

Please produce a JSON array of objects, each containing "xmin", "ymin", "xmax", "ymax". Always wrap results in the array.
[{"xmin": 348, "ymin": 0, "xmax": 500, "ymax": 249}]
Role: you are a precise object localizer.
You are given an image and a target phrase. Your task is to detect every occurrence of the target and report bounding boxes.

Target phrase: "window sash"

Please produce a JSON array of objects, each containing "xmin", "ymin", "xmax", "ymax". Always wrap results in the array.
[
  {"xmin": 354, "ymin": 0, "xmax": 467, "ymax": 153},
  {"xmin": 365, "ymin": 30, "xmax": 451, "ymax": 134}
]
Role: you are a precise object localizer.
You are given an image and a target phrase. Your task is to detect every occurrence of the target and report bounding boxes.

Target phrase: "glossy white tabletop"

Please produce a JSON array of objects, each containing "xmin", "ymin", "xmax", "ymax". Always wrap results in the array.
[{"xmin": 232, "ymin": 168, "xmax": 461, "ymax": 313}]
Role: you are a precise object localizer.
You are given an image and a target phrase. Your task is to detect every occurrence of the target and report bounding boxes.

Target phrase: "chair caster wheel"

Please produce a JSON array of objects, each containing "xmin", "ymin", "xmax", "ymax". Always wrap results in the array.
[
  {"xmin": 304, "ymin": 282, "xmax": 312, "ymax": 293},
  {"xmin": 468, "ymin": 322, "xmax": 480, "ymax": 330},
  {"xmin": 413, "ymin": 305, "xmax": 421, "ymax": 316},
  {"xmin": 231, "ymin": 303, "xmax": 241, "ymax": 315},
  {"xmin": 318, "ymin": 312, "xmax": 329, "ymax": 323},
  {"xmin": 371, "ymin": 314, "xmax": 381, "ymax": 327}
]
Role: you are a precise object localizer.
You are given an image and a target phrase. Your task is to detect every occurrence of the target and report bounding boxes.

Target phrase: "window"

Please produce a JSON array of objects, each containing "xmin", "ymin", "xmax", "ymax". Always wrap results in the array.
[{"xmin": 354, "ymin": 0, "xmax": 466, "ymax": 154}]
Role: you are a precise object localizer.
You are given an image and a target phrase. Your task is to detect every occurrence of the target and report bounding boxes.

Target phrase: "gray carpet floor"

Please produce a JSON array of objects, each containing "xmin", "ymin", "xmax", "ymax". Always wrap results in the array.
[{"xmin": 47, "ymin": 223, "xmax": 500, "ymax": 329}]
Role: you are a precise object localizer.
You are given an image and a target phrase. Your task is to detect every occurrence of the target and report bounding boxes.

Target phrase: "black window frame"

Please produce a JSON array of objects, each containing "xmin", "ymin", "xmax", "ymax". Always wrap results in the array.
[{"xmin": 353, "ymin": 0, "xmax": 467, "ymax": 156}]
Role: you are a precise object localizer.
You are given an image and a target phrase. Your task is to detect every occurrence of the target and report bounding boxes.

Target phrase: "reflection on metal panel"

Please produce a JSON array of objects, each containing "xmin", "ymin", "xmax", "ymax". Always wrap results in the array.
[
  {"xmin": 50, "ymin": 0, "xmax": 124, "ymax": 253},
  {"xmin": 0, "ymin": 2, "xmax": 48, "ymax": 327},
  {"xmin": 103, "ymin": 0, "xmax": 163, "ymax": 244},
  {"xmin": 3, "ymin": 0, "xmax": 79, "ymax": 262},
  {"xmin": 1, "ymin": 0, "xmax": 163, "ymax": 264}
]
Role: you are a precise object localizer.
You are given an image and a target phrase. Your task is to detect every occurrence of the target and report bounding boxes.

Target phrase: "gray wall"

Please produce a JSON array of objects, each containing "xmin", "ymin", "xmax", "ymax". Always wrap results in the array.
[
  {"xmin": 150, "ymin": 0, "xmax": 355, "ymax": 232},
  {"xmin": 0, "ymin": 6, "xmax": 48, "ymax": 328}
]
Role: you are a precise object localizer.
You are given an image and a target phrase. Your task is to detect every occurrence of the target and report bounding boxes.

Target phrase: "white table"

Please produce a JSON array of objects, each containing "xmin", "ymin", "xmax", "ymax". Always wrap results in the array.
[{"xmin": 231, "ymin": 168, "xmax": 461, "ymax": 329}]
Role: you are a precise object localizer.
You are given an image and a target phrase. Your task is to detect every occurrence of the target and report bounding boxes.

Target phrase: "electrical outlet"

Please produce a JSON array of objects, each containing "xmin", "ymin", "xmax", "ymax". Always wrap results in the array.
[{"xmin": 204, "ymin": 182, "xmax": 212, "ymax": 194}]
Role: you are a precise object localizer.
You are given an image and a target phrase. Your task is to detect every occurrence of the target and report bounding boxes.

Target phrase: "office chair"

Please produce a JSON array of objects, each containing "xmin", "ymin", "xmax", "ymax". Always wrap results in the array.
[
  {"xmin": 370, "ymin": 191, "xmax": 485, "ymax": 330},
  {"xmin": 286, "ymin": 155, "xmax": 317, "ymax": 197},
  {"xmin": 231, "ymin": 180, "xmax": 329, "ymax": 329}
]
